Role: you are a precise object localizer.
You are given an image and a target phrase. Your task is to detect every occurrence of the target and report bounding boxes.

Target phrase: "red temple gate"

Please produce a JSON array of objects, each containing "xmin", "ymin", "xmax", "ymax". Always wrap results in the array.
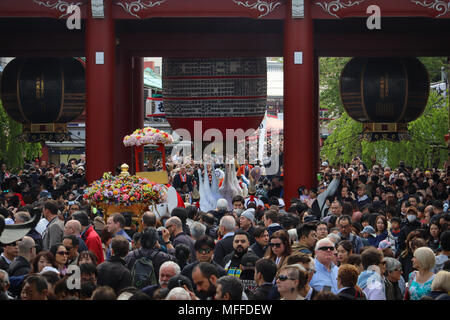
[{"xmin": 1, "ymin": 0, "xmax": 450, "ymax": 207}]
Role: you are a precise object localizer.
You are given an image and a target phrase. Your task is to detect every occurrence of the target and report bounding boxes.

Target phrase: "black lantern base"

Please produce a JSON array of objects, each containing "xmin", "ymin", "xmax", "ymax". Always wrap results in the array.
[
  {"xmin": 360, "ymin": 132, "xmax": 411, "ymax": 142},
  {"xmin": 20, "ymin": 123, "xmax": 72, "ymax": 142},
  {"xmin": 18, "ymin": 132, "xmax": 72, "ymax": 143}
]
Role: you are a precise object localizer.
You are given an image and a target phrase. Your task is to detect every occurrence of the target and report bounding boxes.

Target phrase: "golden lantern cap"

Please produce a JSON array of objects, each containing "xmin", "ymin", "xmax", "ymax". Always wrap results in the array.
[{"xmin": 119, "ymin": 163, "xmax": 130, "ymax": 177}]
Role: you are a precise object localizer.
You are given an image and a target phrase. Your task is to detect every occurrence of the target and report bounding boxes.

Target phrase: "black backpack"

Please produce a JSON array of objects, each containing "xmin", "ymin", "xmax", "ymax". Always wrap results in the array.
[{"xmin": 130, "ymin": 250, "xmax": 158, "ymax": 289}]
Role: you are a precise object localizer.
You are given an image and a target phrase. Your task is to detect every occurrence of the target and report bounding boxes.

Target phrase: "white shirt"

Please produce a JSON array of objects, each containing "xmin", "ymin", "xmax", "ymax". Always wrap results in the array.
[
  {"xmin": 35, "ymin": 218, "xmax": 49, "ymax": 236},
  {"xmin": 275, "ymin": 256, "xmax": 282, "ymax": 266},
  {"xmin": 222, "ymin": 232, "xmax": 235, "ymax": 239},
  {"xmin": 1, "ymin": 253, "xmax": 12, "ymax": 265}
]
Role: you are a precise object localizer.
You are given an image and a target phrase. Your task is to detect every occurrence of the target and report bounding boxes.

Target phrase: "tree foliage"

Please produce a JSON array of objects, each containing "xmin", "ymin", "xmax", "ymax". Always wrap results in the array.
[
  {"xmin": 418, "ymin": 57, "xmax": 448, "ymax": 83},
  {"xmin": 321, "ymin": 90, "xmax": 449, "ymax": 169},
  {"xmin": 0, "ymin": 101, "xmax": 42, "ymax": 172},
  {"xmin": 319, "ymin": 57, "xmax": 350, "ymax": 116}
]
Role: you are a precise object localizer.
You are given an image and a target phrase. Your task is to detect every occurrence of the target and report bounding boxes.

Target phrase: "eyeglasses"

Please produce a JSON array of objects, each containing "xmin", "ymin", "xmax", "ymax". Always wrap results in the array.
[
  {"xmin": 317, "ymin": 246, "xmax": 335, "ymax": 251},
  {"xmin": 234, "ymin": 239, "xmax": 247, "ymax": 244},
  {"xmin": 197, "ymin": 248, "xmax": 212, "ymax": 254},
  {"xmin": 57, "ymin": 251, "xmax": 69, "ymax": 256},
  {"xmin": 277, "ymin": 275, "xmax": 296, "ymax": 281},
  {"xmin": 269, "ymin": 242, "xmax": 282, "ymax": 248}
]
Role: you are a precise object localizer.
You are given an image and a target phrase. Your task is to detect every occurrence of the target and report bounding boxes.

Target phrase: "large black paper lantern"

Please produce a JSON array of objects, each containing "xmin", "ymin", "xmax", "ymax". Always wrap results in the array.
[
  {"xmin": 340, "ymin": 57, "xmax": 429, "ymax": 141},
  {"xmin": 0, "ymin": 57, "xmax": 85, "ymax": 142}
]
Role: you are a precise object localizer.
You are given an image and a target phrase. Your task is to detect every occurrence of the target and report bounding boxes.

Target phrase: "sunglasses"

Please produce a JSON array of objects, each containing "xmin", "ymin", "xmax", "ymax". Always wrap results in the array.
[
  {"xmin": 198, "ymin": 248, "xmax": 212, "ymax": 254},
  {"xmin": 277, "ymin": 275, "xmax": 296, "ymax": 281},
  {"xmin": 317, "ymin": 246, "xmax": 335, "ymax": 251},
  {"xmin": 57, "ymin": 251, "xmax": 69, "ymax": 256},
  {"xmin": 269, "ymin": 242, "xmax": 282, "ymax": 248}
]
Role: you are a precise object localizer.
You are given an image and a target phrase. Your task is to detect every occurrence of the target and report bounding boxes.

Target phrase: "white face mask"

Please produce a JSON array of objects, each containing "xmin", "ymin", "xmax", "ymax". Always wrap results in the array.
[{"xmin": 407, "ymin": 215, "xmax": 417, "ymax": 223}]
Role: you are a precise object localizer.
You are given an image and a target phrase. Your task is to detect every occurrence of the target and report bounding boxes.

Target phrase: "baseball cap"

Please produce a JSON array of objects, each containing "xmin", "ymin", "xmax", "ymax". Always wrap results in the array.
[
  {"xmin": 378, "ymin": 240, "xmax": 392, "ymax": 250},
  {"xmin": 361, "ymin": 225, "xmax": 376, "ymax": 237}
]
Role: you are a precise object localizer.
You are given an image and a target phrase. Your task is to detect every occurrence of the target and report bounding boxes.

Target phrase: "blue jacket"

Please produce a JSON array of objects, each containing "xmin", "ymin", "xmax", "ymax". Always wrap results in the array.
[
  {"xmin": 370, "ymin": 230, "xmax": 388, "ymax": 248},
  {"xmin": 357, "ymin": 269, "xmax": 386, "ymax": 300}
]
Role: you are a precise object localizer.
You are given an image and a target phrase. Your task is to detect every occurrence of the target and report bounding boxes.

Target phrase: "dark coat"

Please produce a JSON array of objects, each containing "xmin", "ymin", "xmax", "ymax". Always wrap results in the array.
[
  {"xmin": 142, "ymin": 284, "xmax": 160, "ymax": 298},
  {"xmin": 248, "ymin": 283, "xmax": 273, "ymax": 300},
  {"xmin": 267, "ymin": 224, "xmax": 283, "ymax": 237},
  {"xmin": 8, "ymin": 256, "xmax": 31, "ymax": 277},
  {"xmin": 399, "ymin": 252, "xmax": 414, "ymax": 282},
  {"xmin": 172, "ymin": 232, "xmax": 196, "ymax": 263},
  {"xmin": 249, "ymin": 242, "xmax": 266, "ymax": 258},
  {"xmin": 213, "ymin": 236, "xmax": 234, "ymax": 265},
  {"xmin": 0, "ymin": 256, "xmax": 11, "ymax": 272},
  {"xmin": 338, "ymin": 287, "xmax": 366, "ymax": 300},
  {"xmin": 181, "ymin": 260, "xmax": 227, "ymax": 285},
  {"xmin": 97, "ymin": 255, "xmax": 132, "ymax": 294},
  {"xmin": 27, "ymin": 229, "xmax": 43, "ymax": 254},
  {"xmin": 245, "ymin": 226, "xmax": 256, "ymax": 245},
  {"xmin": 125, "ymin": 248, "xmax": 177, "ymax": 280},
  {"xmin": 384, "ymin": 279, "xmax": 403, "ymax": 300},
  {"xmin": 221, "ymin": 250, "xmax": 260, "ymax": 269},
  {"xmin": 172, "ymin": 173, "xmax": 193, "ymax": 193},
  {"xmin": 426, "ymin": 291, "xmax": 450, "ymax": 300},
  {"xmin": 397, "ymin": 220, "xmax": 421, "ymax": 252}
]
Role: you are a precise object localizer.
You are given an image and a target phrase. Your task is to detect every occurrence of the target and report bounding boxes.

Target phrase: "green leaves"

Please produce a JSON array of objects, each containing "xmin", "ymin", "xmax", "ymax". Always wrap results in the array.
[
  {"xmin": 319, "ymin": 56, "xmax": 449, "ymax": 169},
  {"xmin": 0, "ymin": 101, "xmax": 41, "ymax": 172},
  {"xmin": 319, "ymin": 57, "xmax": 351, "ymax": 116},
  {"xmin": 321, "ymin": 90, "xmax": 449, "ymax": 169}
]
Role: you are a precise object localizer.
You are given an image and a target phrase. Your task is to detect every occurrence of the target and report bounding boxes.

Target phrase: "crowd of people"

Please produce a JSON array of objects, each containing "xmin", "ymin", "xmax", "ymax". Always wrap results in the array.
[{"xmin": 0, "ymin": 155, "xmax": 449, "ymax": 300}]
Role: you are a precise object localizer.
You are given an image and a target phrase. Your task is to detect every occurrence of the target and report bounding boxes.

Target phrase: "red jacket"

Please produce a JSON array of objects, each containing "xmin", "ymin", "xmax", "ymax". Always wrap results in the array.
[
  {"xmin": 238, "ymin": 164, "xmax": 253, "ymax": 178},
  {"xmin": 14, "ymin": 193, "xmax": 26, "ymax": 207},
  {"xmin": 81, "ymin": 225, "xmax": 104, "ymax": 264}
]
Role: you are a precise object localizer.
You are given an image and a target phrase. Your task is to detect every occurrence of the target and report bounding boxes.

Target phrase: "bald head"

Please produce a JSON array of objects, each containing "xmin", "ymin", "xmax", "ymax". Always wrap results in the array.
[
  {"xmin": 18, "ymin": 236, "xmax": 36, "ymax": 260},
  {"xmin": 142, "ymin": 211, "xmax": 157, "ymax": 228},
  {"xmin": 166, "ymin": 216, "xmax": 182, "ymax": 232},
  {"xmin": 64, "ymin": 220, "xmax": 82, "ymax": 236}
]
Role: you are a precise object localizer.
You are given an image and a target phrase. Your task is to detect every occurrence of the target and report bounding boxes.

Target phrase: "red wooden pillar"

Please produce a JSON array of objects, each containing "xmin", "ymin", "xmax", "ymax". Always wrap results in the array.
[
  {"xmin": 40, "ymin": 142, "xmax": 49, "ymax": 163},
  {"xmin": 85, "ymin": 1, "xmax": 115, "ymax": 183},
  {"xmin": 283, "ymin": 0, "xmax": 315, "ymax": 207},
  {"xmin": 114, "ymin": 50, "xmax": 133, "ymax": 171},
  {"xmin": 132, "ymin": 57, "xmax": 144, "ymax": 173},
  {"xmin": 313, "ymin": 54, "xmax": 319, "ymax": 185}
]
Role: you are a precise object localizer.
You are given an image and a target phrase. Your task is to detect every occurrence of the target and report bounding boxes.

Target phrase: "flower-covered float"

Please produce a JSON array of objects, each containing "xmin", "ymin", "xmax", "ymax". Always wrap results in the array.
[
  {"xmin": 83, "ymin": 164, "xmax": 168, "ymax": 228},
  {"xmin": 123, "ymin": 127, "xmax": 173, "ymax": 171}
]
